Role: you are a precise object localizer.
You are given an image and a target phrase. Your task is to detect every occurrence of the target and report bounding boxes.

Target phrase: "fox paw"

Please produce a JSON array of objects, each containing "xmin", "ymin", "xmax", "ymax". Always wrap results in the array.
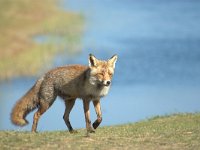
[
  {"xmin": 85, "ymin": 128, "xmax": 95, "ymax": 137},
  {"xmin": 87, "ymin": 127, "xmax": 95, "ymax": 133},
  {"xmin": 69, "ymin": 130, "xmax": 78, "ymax": 134},
  {"xmin": 31, "ymin": 130, "xmax": 38, "ymax": 133}
]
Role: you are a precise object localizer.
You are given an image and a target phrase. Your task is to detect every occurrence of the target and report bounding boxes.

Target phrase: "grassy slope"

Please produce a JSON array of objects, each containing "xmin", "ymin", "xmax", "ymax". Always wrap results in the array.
[
  {"xmin": 0, "ymin": 113, "xmax": 200, "ymax": 150},
  {"xmin": 0, "ymin": 0, "xmax": 83, "ymax": 80}
]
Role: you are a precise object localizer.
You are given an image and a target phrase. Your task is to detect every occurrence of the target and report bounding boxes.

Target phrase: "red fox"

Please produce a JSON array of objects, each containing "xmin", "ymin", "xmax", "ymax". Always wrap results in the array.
[{"xmin": 11, "ymin": 54, "xmax": 118, "ymax": 133}]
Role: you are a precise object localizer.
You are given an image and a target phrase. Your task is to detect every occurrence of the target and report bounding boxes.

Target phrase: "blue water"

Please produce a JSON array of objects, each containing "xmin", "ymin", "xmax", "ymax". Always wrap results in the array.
[{"xmin": 1, "ymin": 0, "xmax": 200, "ymax": 131}]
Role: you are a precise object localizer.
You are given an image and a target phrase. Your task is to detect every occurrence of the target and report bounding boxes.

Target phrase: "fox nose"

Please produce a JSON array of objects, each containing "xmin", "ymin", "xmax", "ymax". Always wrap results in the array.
[
  {"xmin": 101, "ymin": 80, "xmax": 111, "ymax": 86},
  {"xmin": 106, "ymin": 81, "xmax": 111, "ymax": 86}
]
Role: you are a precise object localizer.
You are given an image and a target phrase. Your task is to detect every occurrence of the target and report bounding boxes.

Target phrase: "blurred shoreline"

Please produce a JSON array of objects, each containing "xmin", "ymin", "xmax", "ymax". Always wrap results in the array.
[{"xmin": 0, "ymin": 0, "xmax": 83, "ymax": 81}]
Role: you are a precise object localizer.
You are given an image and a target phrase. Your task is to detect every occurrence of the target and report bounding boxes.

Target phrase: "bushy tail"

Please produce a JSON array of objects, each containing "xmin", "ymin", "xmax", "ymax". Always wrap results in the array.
[{"xmin": 11, "ymin": 78, "xmax": 43, "ymax": 126}]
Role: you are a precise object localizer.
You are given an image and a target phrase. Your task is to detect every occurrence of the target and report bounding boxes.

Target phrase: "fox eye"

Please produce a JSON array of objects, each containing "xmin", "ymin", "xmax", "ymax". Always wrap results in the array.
[
  {"xmin": 108, "ymin": 72, "xmax": 113, "ymax": 76},
  {"xmin": 97, "ymin": 73, "xmax": 103, "ymax": 76}
]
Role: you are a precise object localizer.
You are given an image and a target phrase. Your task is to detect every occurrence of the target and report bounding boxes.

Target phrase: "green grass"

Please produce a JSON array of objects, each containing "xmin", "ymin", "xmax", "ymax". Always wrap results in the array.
[
  {"xmin": 0, "ymin": 0, "xmax": 83, "ymax": 80},
  {"xmin": 1, "ymin": 113, "xmax": 200, "ymax": 150}
]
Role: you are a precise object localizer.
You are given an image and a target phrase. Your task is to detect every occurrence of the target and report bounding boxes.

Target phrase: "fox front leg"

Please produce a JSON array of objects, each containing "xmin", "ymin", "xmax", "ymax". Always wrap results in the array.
[
  {"xmin": 92, "ymin": 100, "xmax": 102, "ymax": 129},
  {"xmin": 83, "ymin": 100, "xmax": 95, "ymax": 133}
]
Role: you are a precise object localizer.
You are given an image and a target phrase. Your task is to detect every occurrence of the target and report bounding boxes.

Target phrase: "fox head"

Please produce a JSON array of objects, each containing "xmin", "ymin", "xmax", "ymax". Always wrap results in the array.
[{"xmin": 88, "ymin": 54, "xmax": 118, "ymax": 89}]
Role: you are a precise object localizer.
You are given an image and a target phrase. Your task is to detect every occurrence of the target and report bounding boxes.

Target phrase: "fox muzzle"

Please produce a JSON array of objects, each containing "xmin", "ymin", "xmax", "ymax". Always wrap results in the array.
[{"xmin": 102, "ymin": 80, "xmax": 111, "ymax": 86}]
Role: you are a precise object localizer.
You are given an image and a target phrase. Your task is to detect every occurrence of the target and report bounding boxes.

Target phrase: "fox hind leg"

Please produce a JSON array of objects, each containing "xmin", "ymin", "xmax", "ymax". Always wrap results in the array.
[
  {"xmin": 63, "ymin": 98, "xmax": 77, "ymax": 133},
  {"xmin": 31, "ymin": 100, "xmax": 50, "ymax": 132}
]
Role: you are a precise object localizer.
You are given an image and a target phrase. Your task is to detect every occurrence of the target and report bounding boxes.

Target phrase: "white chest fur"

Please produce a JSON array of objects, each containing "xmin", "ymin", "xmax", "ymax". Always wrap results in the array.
[{"xmin": 84, "ymin": 83, "xmax": 110, "ymax": 100}]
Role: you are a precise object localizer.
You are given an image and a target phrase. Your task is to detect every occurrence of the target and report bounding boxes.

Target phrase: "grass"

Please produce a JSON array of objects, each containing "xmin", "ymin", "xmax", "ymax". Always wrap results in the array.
[
  {"xmin": 0, "ymin": 0, "xmax": 83, "ymax": 80},
  {"xmin": 1, "ymin": 113, "xmax": 200, "ymax": 150}
]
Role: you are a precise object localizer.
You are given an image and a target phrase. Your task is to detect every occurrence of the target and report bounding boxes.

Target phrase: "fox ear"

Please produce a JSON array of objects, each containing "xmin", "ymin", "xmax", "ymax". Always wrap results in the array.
[
  {"xmin": 108, "ymin": 54, "xmax": 118, "ymax": 68},
  {"xmin": 89, "ymin": 54, "xmax": 98, "ymax": 67}
]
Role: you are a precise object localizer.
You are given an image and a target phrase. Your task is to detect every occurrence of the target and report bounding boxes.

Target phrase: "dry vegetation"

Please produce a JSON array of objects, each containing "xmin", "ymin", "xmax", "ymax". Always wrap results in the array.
[
  {"xmin": 0, "ymin": 0, "xmax": 83, "ymax": 80},
  {"xmin": 1, "ymin": 113, "xmax": 200, "ymax": 150}
]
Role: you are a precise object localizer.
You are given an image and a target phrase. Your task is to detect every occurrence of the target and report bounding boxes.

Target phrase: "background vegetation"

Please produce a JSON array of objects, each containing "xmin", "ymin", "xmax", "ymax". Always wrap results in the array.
[{"xmin": 0, "ymin": 0, "xmax": 83, "ymax": 80}]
